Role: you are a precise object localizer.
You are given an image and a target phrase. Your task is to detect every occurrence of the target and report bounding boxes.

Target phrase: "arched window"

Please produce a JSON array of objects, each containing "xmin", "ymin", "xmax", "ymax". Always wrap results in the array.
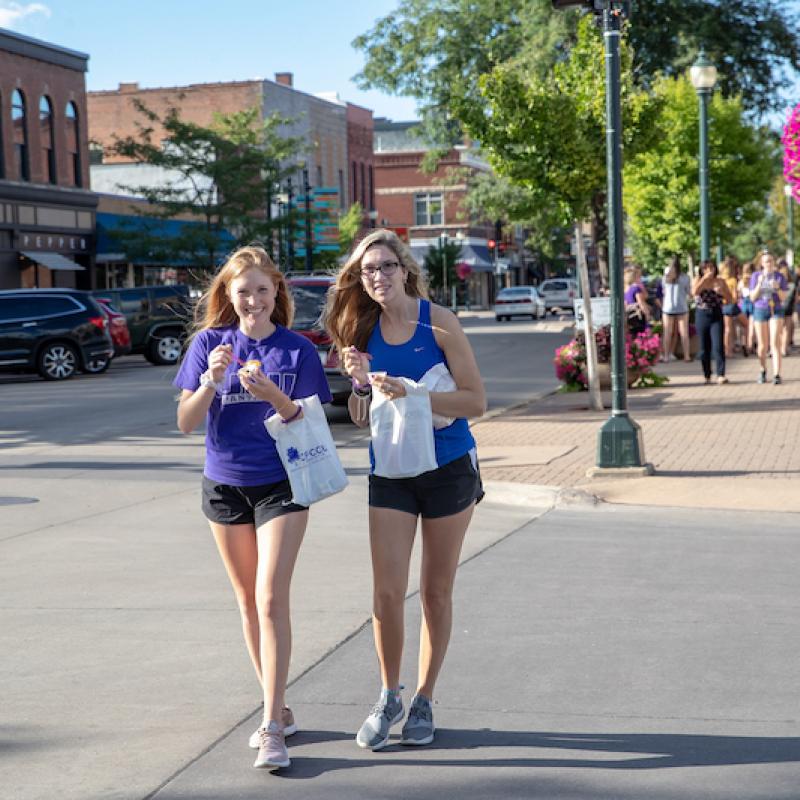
[
  {"xmin": 12, "ymin": 89, "xmax": 29, "ymax": 181},
  {"xmin": 39, "ymin": 96, "xmax": 56, "ymax": 184},
  {"xmin": 65, "ymin": 101, "xmax": 81, "ymax": 187}
]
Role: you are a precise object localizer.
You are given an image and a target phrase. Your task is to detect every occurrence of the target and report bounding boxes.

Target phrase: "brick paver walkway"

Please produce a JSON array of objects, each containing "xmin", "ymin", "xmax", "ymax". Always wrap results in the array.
[{"xmin": 473, "ymin": 350, "xmax": 800, "ymax": 491}]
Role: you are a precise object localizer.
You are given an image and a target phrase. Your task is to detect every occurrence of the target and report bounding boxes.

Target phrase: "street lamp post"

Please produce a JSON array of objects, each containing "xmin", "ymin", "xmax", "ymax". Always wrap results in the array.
[
  {"xmin": 785, "ymin": 184, "xmax": 796, "ymax": 268},
  {"xmin": 552, "ymin": 0, "xmax": 648, "ymax": 472},
  {"xmin": 690, "ymin": 50, "xmax": 718, "ymax": 262}
]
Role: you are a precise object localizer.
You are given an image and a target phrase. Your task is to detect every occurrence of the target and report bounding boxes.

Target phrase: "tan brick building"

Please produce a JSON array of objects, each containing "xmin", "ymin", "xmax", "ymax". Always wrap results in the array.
[
  {"xmin": 0, "ymin": 29, "xmax": 96, "ymax": 289},
  {"xmin": 88, "ymin": 74, "xmax": 363, "ymax": 207}
]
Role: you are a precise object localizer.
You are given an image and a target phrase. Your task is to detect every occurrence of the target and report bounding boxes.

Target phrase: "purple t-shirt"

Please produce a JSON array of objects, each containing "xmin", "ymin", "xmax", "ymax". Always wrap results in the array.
[
  {"xmin": 174, "ymin": 325, "xmax": 332, "ymax": 486},
  {"xmin": 624, "ymin": 285, "xmax": 642, "ymax": 305},
  {"xmin": 749, "ymin": 271, "xmax": 787, "ymax": 310}
]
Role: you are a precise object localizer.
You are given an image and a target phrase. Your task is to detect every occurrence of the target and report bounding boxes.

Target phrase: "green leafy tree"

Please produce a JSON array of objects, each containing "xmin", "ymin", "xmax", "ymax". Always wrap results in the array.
[
  {"xmin": 729, "ymin": 176, "xmax": 791, "ymax": 261},
  {"xmin": 627, "ymin": 0, "xmax": 800, "ymax": 118},
  {"xmin": 338, "ymin": 202, "xmax": 364, "ymax": 256},
  {"xmin": 461, "ymin": 16, "xmax": 659, "ymax": 282},
  {"xmin": 109, "ymin": 102, "xmax": 305, "ymax": 270},
  {"xmin": 623, "ymin": 75, "xmax": 779, "ymax": 269},
  {"xmin": 353, "ymin": 0, "xmax": 569, "ymax": 154},
  {"xmin": 424, "ymin": 240, "xmax": 463, "ymax": 294}
]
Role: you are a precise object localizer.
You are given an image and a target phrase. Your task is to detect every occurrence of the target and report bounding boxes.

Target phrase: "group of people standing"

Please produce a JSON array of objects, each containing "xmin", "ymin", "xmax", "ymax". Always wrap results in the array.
[
  {"xmin": 631, "ymin": 251, "xmax": 795, "ymax": 385},
  {"xmin": 174, "ymin": 231, "xmax": 486, "ymax": 772}
]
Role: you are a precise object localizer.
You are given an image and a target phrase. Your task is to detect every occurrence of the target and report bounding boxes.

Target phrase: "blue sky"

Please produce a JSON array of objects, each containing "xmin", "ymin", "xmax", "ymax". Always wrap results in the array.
[
  {"xmin": 0, "ymin": 0, "xmax": 420, "ymax": 120},
  {"xmin": 0, "ymin": 0, "xmax": 798, "ymax": 128}
]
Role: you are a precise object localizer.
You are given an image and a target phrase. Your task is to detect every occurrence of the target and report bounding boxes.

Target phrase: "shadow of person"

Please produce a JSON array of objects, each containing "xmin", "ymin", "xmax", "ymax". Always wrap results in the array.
[{"xmin": 274, "ymin": 728, "xmax": 800, "ymax": 780}]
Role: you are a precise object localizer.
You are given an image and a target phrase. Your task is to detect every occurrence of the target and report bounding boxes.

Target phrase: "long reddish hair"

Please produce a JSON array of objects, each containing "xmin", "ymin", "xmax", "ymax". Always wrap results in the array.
[{"xmin": 192, "ymin": 245, "xmax": 294, "ymax": 336}]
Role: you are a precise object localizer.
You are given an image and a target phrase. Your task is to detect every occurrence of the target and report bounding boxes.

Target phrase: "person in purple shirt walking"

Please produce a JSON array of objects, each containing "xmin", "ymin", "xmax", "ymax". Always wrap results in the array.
[
  {"xmin": 749, "ymin": 250, "xmax": 788, "ymax": 384},
  {"xmin": 174, "ymin": 245, "xmax": 331, "ymax": 772},
  {"xmin": 323, "ymin": 229, "xmax": 486, "ymax": 751}
]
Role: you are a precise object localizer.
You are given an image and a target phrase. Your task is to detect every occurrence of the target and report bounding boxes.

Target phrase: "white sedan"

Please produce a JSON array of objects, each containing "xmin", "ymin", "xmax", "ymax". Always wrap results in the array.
[{"xmin": 493, "ymin": 286, "xmax": 546, "ymax": 321}]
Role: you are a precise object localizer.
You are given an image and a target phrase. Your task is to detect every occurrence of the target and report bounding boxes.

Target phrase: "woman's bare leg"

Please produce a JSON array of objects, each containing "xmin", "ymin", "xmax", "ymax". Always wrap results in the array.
[
  {"xmin": 255, "ymin": 510, "xmax": 308, "ymax": 722},
  {"xmin": 416, "ymin": 505, "xmax": 473, "ymax": 699},
  {"xmin": 368, "ymin": 507, "xmax": 417, "ymax": 690},
  {"xmin": 209, "ymin": 522, "xmax": 261, "ymax": 683}
]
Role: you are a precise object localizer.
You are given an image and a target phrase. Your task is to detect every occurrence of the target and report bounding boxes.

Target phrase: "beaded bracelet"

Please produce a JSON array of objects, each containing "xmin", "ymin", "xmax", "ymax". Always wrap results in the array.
[{"xmin": 280, "ymin": 403, "xmax": 302, "ymax": 424}]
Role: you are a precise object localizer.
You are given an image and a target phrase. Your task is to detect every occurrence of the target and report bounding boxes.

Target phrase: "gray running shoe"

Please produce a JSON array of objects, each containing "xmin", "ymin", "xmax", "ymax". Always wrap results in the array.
[
  {"xmin": 356, "ymin": 690, "xmax": 404, "ymax": 750},
  {"xmin": 400, "ymin": 694, "xmax": 435, "ymax": 746}
]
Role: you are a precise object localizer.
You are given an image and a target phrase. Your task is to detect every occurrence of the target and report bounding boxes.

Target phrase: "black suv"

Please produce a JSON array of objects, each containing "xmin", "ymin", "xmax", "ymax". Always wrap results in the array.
[
  {"xmin": 0, "ymin": 289, "xmax": 114, "ymax": 380},
  {"xmin": 92, "ymin": 285, "xmax": 191, "ymax": 365}
]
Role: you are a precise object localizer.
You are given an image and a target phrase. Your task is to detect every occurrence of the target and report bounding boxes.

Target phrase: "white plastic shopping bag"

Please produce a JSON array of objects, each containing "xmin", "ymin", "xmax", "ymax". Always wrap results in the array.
[
  {"xmin": 419, "ymin": 362, "xmax": 458, "ymax": 429},
  {"xmin": 369, "ymin": 378, "xmax": 437, "ymax": 479},
  {"xmin": 264, "ymin": 394, "xmax": 348, "ymax": 506}
]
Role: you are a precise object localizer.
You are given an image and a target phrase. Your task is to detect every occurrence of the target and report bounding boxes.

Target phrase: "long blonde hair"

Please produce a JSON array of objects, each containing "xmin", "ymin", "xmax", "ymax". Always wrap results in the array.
[
  {"xmin": 191, "ymin": 245, "xmax": 293, "ymax": 339},
  {"xmin": 323, "ymin": 229, "xmax": 428, "ymax": 353}
]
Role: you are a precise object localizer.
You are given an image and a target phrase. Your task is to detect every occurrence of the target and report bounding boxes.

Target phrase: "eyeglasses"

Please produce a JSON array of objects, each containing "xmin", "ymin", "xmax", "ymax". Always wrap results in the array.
[{"xmin": 360, "ymin": 260, "xmax": 400, "ymax": 279}]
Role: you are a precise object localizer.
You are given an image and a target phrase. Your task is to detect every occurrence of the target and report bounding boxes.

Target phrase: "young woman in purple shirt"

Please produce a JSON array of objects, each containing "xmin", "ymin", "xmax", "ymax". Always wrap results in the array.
[
  {"xmin": 749, "ymin": 251, "xmax": 788, "ymax": 384},
  {"xmin": 174, "ymin": 246, "xmax": 331, "ymax": 772},
  {"xmin": 324, "ymin": 229, "xmax": 486, "ymax": 751}
]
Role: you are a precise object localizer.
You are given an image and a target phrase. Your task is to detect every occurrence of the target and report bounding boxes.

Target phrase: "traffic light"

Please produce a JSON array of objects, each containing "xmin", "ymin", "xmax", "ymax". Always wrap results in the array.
[
  {"xmin": 498, "ymin": 242, "xmax": 507, "ymax": 255},
  {"xmin": 487, "ymin": 239, "xmax": 496, "ymax": 257}
]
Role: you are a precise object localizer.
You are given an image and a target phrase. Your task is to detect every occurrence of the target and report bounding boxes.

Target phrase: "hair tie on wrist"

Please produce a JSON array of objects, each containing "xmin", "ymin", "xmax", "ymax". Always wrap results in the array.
[{"xmin": 280, "ymin": 403, "xmax": 302, "ymax": 424}]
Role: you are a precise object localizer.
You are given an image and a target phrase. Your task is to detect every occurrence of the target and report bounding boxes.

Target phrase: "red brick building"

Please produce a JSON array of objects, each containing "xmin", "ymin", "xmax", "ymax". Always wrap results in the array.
[{"xmin": 0, "ymin": 29, "xmax": 96, "ymax": 289}]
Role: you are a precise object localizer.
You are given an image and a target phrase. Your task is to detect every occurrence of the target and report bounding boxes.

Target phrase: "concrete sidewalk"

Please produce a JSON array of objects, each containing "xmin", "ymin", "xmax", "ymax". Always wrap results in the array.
[
  {"xmin": 147, "ymin": 504, "xmax": 800, "ymax": 800},
  {"xmin": 471, "ymin": 349, "xmax": 800, "ymax": 512}
]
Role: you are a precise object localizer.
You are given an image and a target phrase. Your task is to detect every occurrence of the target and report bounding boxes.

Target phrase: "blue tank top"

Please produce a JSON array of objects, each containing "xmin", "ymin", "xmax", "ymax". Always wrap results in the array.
[{"xmin": 366, "ymin": 299, "xmax": 476, "ymax": 468}]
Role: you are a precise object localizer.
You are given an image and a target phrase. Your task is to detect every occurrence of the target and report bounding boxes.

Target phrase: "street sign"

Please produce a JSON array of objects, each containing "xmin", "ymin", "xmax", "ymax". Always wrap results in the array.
[{"xmin": 574, "ymin": 297, "xmax": 610, "ymax": 329}]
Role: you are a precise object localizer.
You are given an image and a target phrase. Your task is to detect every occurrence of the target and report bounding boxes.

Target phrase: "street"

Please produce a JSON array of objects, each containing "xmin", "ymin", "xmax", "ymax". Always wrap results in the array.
[{"xmin": 0, "ymin": 311, "xmax": 573, "ymax": 448}]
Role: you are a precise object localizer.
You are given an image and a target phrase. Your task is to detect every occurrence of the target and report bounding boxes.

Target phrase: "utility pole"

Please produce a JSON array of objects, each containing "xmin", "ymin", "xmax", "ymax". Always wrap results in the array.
[
  {"xmin": 286, "ymin": 176, "xmax": 295, "ymax": 269},
  {"xmin": 303, "ymin": 169, "xmax": 313, "ymax": 272}
]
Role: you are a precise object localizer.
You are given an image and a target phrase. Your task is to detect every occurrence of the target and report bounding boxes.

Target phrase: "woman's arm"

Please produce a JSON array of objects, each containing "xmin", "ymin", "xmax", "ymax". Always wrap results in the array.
[
  {"xmin": 691, "ymin": 273, "xmax": 712, "ymax": 295},
  {"xmin": 636, "ymin": 290, "xmax": 651, "ymax": 318},
  {"xmin": 429, "ymin": 305, "xmax": 487, "ymax": 419},
  {"xmin": 341, "ymin": 345, "xmax": 372, "ymax": 428},
  {"xmin": 177, "ymin": 386, "xmax": 217, "ymax": 434},
  {"xmin": 177, "ymin": 343, "xmax": 232, "ymax": 434},
  {"xmin": 717, "ymin": 279, "xmax": 734, "ymax": 304}
]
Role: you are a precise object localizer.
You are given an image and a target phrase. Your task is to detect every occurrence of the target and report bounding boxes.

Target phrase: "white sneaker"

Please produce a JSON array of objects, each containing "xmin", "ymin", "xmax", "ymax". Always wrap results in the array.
[
  {"xmin": 249, "ymin": 706, "xmax": 297, "ymax": 748},
  {"xmin": 253, "ymin": 721, "xmax": 289, "ymax": 770}
]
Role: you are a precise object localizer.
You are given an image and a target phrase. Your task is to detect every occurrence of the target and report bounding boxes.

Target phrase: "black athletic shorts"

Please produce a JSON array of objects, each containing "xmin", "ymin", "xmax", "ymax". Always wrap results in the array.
[
  {"xmin": 368, "ymin": 450, "xmax": 484, "ymax": 519},
  {"xmin": 201, "ymin": 476, "xmax": 307, "ymax": 529}
]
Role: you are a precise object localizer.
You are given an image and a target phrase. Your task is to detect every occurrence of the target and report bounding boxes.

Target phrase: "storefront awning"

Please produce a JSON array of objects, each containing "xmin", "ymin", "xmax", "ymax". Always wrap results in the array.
[
  {"xmin": 409, "ymin": 242, "xmax": 496, "ymax": 273},
  {"xmin": 21, "ymin": 251, "xmax": 86, "ymax": 271}
]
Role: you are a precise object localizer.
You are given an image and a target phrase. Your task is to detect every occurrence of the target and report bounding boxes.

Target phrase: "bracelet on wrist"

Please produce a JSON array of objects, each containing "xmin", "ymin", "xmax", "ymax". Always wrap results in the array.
[
  {"xmin": 280, "ymin": 403, "xmax": 302, "ymax": 424},
  {"xmin": 351, "ymin": 377, "xmax": 371, "ymax": 397},
  {"xmin": 199, "ymin": 370, "xmax": 223, "ymax": 392}
]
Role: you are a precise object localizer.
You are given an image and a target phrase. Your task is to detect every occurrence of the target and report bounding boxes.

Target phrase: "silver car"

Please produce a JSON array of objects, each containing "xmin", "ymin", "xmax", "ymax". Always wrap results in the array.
[
  {"xmin": 538, "ymin": 278, "xmax": 578, "ymax": 314},
  {"xmin": 493, "ymin": 286, "xmax": 546, "ymax": 321}
]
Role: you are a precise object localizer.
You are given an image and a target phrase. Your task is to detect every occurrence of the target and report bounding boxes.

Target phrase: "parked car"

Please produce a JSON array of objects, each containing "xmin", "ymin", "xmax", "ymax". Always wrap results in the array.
[
  {"xmin": 494, "ymin": 286, "xmax": 546, "ymax": 321},
  {"xmin": 91, "ymin": 285, "xmax": 191, "ymax": 365},
  {"xmin": 538, "ymin": 278, "xmax": 578, "ymax": 314},
  {"xmin": 287, "ymin": 274, "xmax": 350, "ymax": 404},
  {"xmin": 94, "ymin": 297, "xmax": 132, "ymax": 359},
  {"xmin": 0, "ymin": 289, "xmax": 114, "ymax": 380}
]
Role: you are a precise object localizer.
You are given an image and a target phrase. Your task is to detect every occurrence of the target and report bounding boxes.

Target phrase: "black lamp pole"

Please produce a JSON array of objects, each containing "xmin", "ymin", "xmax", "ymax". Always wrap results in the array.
[{"xmin": 552, "ymin": 0, "xmax": 647, "ymax": 471}]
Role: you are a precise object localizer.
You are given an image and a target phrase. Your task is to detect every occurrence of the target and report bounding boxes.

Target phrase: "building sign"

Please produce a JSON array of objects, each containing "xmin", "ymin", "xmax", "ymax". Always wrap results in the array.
[
  {"xmin": 295, "ymin": 187, "xmax": 340, "ymax": 254},
  {"xmin": 18, "ymin": 232, "xmax": 89, "ymax": 252}
]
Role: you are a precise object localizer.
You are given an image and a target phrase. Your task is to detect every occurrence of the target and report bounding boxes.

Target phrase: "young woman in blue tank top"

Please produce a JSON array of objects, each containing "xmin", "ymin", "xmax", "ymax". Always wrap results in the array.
[{"xmin": 324, "ymin": 229, "xmax": 487, "ymax": 750}]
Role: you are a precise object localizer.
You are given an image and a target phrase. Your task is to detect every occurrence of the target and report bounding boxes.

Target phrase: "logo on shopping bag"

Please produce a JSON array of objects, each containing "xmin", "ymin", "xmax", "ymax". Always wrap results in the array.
[{"xmin": 285, "ymin": 443, "xmax": 329, "ymax": 467}]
